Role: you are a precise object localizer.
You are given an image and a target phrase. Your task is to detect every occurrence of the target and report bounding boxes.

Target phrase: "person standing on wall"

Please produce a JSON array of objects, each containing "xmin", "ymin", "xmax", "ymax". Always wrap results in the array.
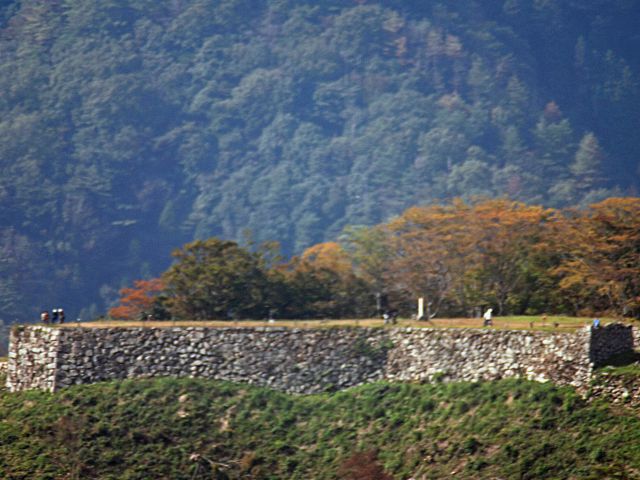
[
  {"xmin": 51, "ymin": 309, "xmax": 59, "ymax": 324},
  {"xmin": 58, "ymin": 308, "xmax": 65, "ymax": 324}
]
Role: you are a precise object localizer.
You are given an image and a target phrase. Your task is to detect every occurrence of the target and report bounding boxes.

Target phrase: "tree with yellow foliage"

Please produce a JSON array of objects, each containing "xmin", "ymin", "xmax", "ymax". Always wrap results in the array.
[{"xmin": 554, "ymin": 198, "xmax": 640, "ymax": 317}]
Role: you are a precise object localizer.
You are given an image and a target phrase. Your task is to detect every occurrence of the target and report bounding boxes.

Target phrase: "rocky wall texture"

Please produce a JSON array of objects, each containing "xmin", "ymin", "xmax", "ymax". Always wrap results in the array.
[
  {"xmin": 50, "ymin": 327, "xmax": 390, "ymax": 394},
  {"xmin": 6, "ymin": 326, "xmax": 60, "ymax": 392},
  {"xmin": 385, "ymin": 328, "xmax": 592, "ymax": 389},
  {"xmin": 5, "ymin": 324, "xmax": 633, "ymax": 394},
  {"xmin": 632, "ymin": 327, "xmax": 640, "ymax": 352},
  {"xmin": 589, "ymin": 371, "xmax": 640, "ymax": 407}
]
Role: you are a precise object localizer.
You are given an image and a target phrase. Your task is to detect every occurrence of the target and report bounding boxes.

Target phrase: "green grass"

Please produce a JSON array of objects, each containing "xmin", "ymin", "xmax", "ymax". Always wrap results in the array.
[
  {"xmin": 596, "ymin": 351, "xmax": 640, "ymax": 381},
  {"xmin": 1, "ymin": 377, "xmax": 640, "ymax": 479}
]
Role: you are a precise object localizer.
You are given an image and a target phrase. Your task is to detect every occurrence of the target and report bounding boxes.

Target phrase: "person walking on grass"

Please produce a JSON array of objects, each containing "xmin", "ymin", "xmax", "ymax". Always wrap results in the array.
[{"xmin": 483, "ymin": 308, "xmax": 493, "ymax": 327}]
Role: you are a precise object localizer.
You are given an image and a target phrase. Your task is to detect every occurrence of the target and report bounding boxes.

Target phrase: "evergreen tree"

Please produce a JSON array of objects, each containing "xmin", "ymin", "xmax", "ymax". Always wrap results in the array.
[{"xmin": 571, "ymin": 132, "xmax": 604, "ymax": 191}]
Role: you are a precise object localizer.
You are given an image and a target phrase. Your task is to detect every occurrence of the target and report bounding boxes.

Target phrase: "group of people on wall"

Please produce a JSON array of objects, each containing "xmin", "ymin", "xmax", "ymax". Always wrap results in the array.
[
  {"xmin": 40, "ymin": 308, "xmax": 65, "ymax": 324},
  {"xmin": 385, "ymin": 302, "xmax": 494, "ymax": 326},
  {"xmin": 45, "ymin": 301, "xmax": 494, "ymax": 326}
]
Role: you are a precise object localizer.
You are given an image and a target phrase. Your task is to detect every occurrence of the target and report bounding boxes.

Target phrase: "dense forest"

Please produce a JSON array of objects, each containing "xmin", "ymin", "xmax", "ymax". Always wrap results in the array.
[{"xmin": 1, "ymin": 0, "xmax": 639, "ymax": 323}]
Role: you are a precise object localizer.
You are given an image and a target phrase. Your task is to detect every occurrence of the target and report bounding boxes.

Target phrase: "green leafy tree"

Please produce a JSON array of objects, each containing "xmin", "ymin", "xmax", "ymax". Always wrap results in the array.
[
  {"xmin": 533, "ymin": 109, "xmax": 574, "ymax": 202},
  {"xmin": 446, "ymin": 147, "xmax": 495, "ymax": 199},
  {"xmin": 342, "ymin": 225, "xmax": 393, "ymax": 315},
  {"xmin": 162, "ymin": 238, "xmax": 270, "ymax": 320}
]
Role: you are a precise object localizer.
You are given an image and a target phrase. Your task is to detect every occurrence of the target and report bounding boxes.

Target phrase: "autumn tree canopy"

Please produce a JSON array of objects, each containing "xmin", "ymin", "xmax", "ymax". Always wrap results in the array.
[
  {"xmin": 108, "ymin": 198, "xmax": 640, "ymax": 320},
  {"xmin": 108, "ymin": 278, "xmax": 165, "ymax": 321},
  {"xmin": 553, "ymin": 198, "xmax": 640, "ymax": 317}
]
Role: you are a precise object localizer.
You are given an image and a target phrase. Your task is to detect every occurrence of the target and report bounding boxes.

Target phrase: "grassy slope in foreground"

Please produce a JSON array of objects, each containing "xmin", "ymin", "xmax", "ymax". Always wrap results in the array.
[{"xmin": 1, "ymin": 377, "xmax": 640, "ymax": 480}]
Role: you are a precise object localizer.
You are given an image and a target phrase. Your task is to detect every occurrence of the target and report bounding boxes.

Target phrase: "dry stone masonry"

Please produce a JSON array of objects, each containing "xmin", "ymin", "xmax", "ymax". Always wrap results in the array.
[
  {"xmin": 6, "ymin": 326, "xmax": 60, "ymax": 391},
  {"xmin": 384, "ymin": 328, "xmax": 592, "ymax": 389},
  {"xmin": 5, "ymin": 323, "xmax": 634, "ymax": 394}
]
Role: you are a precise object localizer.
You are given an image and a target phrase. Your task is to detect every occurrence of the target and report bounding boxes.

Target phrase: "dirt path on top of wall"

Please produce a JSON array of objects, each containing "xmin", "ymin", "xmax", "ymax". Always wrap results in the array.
[{"xmin": 53, "ymin": 317, "xmax": 591, "ymax": 332}]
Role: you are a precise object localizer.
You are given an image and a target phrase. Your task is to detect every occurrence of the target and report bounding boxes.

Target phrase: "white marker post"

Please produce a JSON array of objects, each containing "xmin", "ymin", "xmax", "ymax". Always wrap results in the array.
[{"xmin": 418, "ymin": 297, "xmax": 424, "ymax": 320}]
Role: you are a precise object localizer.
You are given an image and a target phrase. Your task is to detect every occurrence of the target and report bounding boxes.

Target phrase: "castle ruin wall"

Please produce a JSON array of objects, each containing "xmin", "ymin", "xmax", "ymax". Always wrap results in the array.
[{"xmin": 5, "ymin": 324, "xmax": 632, "ymax": 394}]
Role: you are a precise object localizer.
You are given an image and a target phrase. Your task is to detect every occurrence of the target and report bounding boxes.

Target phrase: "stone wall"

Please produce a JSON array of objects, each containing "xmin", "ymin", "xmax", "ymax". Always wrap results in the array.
[
  {"xmin": 6, "ymin": 326, "xmax": 60, "ymax": 392},
  {"xmin": 632, "ymin": 327, "xmax": 640, "ymax": 352},
  {"xmin": 385, "ymin": 328, "xmax": 592, "ymax": 389},
  {"xmin": 50, "ymin": 327, "xmax": 391, "ymax": 394},
  {"xmin": 589, "ymin": 371, "xmax": 640, "ymax": 407},
  {"xmin": 590, "ymin": 323, "xmax": 634, "ymax": 366},
  {"xmin": 9, "ymin": 323, "xmax": 629, "ymax": 394}
]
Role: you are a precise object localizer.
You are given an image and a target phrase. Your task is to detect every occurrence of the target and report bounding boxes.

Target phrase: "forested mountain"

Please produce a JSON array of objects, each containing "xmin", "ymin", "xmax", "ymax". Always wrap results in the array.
[{"xmin": 1, "ymin": 0, "xmax": 639, "ymax": 323}]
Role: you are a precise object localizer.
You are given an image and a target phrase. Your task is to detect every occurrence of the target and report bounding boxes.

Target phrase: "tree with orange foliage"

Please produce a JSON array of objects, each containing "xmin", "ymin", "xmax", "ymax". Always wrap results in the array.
[
  {"xmin": 466, "ymin": 199, "xmax": 556, "ymax": 315},
  {"xmin": 109, "ymin": 278, "xmax": 166, "ymax": 320},
  {"xmin": 386, "ymin": 200, "xmax": 473, "ymax": 316},
  {"xmin": 386, "ymin": 199, "xmax": 557, "ymax": 316},
  {"xmin": 299, "ymin": 242, "xmax": 353, "ymax": 276},
  {"xmin": 277, "ymin": 242, "xmax": 371, "ymax": 318},
  {"xmin": 554, "ymin": 197, "xmax": 640, "ymax": 317}
]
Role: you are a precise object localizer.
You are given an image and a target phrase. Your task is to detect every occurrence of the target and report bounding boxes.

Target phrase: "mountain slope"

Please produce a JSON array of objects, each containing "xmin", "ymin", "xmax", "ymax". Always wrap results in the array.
[{"xmin": 0, "ymin": 0, "xmax": 639, "ymax": 321}]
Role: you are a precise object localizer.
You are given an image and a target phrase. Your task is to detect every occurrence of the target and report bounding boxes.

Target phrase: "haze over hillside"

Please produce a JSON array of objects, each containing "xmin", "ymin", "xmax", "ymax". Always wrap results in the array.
[{"xmin": 0, "ymin": 0, "xmax": 639, "ymax": 322}]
